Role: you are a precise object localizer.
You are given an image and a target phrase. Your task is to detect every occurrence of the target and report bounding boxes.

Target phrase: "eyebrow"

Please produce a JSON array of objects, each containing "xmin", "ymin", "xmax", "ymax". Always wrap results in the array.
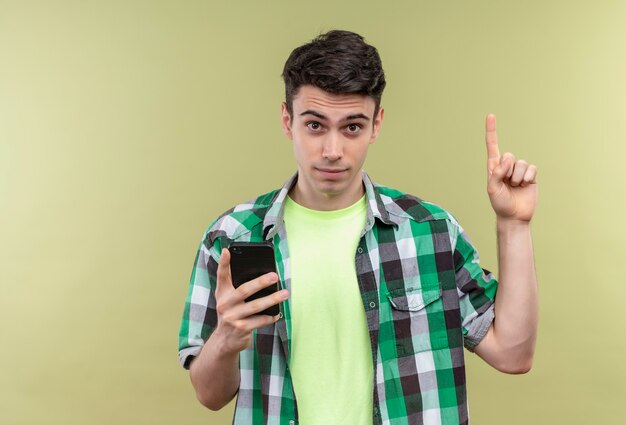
[
  {"xmin": 300, "ymin": 110, "xmax": 327, "ymax": 120},
  {"xmin": 345, "ymin": 113, "xmax": 370, "ymax": 121},
  {"xmin": 299, "ymin": 110, "xmax": 371, "ymax": 121}
]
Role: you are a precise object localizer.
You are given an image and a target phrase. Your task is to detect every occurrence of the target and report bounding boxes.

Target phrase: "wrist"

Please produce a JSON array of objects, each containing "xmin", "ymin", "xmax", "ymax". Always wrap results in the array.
[
  {"xmin": 496, "ymin": 217, "xmax": 532, "ymax": 236},
  {"xmin": 496, "ymin": 218, "xmax": 533, "ymax": 246},
  {"xmin": 496, "ymin": 217, "xmax": 531, "ymax": 241},
  {"xmin": 209, "ymin": 327, "xmax": 241, "ymax": 360}
]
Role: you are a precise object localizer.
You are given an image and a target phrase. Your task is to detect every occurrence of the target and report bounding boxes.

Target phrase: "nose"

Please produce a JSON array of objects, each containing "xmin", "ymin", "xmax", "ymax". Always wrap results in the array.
[{"xmin": 322, "ymin": 132, "xmax": 343, "ymax": 161}]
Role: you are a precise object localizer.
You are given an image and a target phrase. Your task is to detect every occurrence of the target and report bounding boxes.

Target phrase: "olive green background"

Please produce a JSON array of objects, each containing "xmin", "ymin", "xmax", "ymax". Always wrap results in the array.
[{"xmin": 1, "ymin": 1, "xmax": 625, "ymax": 424}]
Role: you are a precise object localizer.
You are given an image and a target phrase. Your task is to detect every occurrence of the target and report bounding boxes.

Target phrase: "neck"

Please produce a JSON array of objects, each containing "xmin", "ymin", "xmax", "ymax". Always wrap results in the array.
[{"xmin": 289, "ymin": 180, "xmax": 365, "ymax": 211}]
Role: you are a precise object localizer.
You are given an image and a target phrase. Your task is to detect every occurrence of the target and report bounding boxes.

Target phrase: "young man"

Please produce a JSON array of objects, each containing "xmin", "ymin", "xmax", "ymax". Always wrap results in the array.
[{"xmin": 179, "ymin": 30, "xmax": 538, "ymax": 425}]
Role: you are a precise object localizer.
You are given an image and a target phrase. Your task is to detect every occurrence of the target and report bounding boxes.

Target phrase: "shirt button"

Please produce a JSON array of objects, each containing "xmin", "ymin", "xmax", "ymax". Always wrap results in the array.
[
  {"xmin": 369, "ymin": 301, "xmax": 376, "ymax": 308},
  {"xmin": 279, "ymin": 312, "xmax": 284, "ymax": 319},
  {"xmin": 289, "ymin": 421, "xmax": 295, "ymax": 425},
  {"xmin": 357, "ymin": 247, "xmax": 363, "ymax": 254}
]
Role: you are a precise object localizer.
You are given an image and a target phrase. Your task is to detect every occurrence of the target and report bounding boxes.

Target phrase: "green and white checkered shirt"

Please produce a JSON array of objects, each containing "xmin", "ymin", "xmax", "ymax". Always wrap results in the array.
[{"xmin": 179, "ymin": 172, "xmax": 497, "ymax": 425}]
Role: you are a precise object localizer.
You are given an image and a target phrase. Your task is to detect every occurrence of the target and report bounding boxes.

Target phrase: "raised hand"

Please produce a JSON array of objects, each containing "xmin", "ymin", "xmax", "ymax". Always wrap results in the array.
[{"xmin": 485, "ymin": 114, "xmax": 538, "ymax": 222}]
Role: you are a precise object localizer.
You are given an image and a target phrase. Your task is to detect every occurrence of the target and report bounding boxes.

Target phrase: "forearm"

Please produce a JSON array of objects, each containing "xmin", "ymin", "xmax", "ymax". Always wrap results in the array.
[
  {"xmin": 189, "ymin": 329, "xmax": 240, "ymax": 410},
  {"xmin": 489, "ymin": 218, "xmax": 539, "ymax": 370},
  {"xmin": 476, "ymin": 113, "xmax": 539, "ymax": 373}
]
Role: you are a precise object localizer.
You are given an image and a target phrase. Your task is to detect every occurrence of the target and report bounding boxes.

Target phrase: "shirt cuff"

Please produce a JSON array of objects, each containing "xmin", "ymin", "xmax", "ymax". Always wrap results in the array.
[
  {"xmin": 464, "ymin": 304, "xmax": 495, "ymax": 351},
  {"xmin": 179, "ymin": 345, "xmax": 204, "ymax": 370}
]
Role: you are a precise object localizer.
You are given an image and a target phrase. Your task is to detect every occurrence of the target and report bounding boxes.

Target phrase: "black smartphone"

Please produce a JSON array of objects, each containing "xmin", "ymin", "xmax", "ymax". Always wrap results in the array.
[{"xmin": 228, "ymin": 241, "xmax": 280, "ymax": 316}]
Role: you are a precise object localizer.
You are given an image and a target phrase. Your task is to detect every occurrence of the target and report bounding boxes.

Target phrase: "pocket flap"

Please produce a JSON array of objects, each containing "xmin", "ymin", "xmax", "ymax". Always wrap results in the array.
[{"xmin": 387, "ymin": 283, "xmax": 442, "ymax": 311}]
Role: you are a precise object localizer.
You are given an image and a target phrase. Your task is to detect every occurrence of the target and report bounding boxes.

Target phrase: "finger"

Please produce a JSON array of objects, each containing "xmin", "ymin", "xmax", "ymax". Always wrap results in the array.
[
  {"xmin": 486, "ymin": 113, "xmax": 500, "ymax": 173},
  {"xmin": 520, "ymin": 164, "xmax": 538, "ymax": 187},
  {"xmin": 501, "ymin": 153, "xmax": 516, "ymax": 179},
  {"xmin": 240, "ymin": 289, "xmax": 289, "ymax": 318},
  {"xmin": 216, "ymin": 248, "xmax": 234, "ymax": 293},
  {"xmin": 236, "ymin": 312, "xmax": 283, "ymax": 333},
  {"xmin": 235, "ymin": 272, "xmax": 279, "ymax": 301},
  {"xmin": 487, "ymin": 155, "xmax": 510, "ymax": 195},
  {"xmin": 222, "ymin": 288, "xmax": 287, "ymax": 323},
  {"xmin": 509, "ymin": 160, "xmax": 528, "ymax": 187}
]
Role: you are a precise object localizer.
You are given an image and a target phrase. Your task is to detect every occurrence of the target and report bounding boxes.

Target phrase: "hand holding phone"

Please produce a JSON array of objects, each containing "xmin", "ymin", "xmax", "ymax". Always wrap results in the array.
[
  {"xmin": 228, "ymin": 242, "xmax": 281, "ymax": 316},
  {"xmin": 209, "ymin": 248, "xmax": 289, "ymax": 353},
  {"xmin": 208, "ymin": 246, "xmax": 288, "ymax": 359}
]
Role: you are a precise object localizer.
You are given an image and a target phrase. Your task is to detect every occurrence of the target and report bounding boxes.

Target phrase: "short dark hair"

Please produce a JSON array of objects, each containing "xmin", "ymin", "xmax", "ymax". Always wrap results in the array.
[{"xmin": 281, "ymin": 30, "xmax": 386, "ymax": 116}]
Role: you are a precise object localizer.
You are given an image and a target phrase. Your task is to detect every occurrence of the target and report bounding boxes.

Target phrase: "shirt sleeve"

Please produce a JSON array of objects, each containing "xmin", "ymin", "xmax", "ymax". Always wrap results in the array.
[
  {"xmin": 451, "ymin": 223, "xmax": 498, "ymax": 351},
  {"xmin": 178, "ymin": 236, "xmax": 221, "ymax": 369}
]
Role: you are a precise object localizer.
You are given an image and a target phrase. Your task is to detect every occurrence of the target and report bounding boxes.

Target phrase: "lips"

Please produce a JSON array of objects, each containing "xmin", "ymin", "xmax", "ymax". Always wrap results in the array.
[
  {"xmin": 317, "ymin": 168, "xmax": 346, "ymax": 173},
  {"xmin": 316, "ymin": 167, "xmax": 348, "ymax": 179}
]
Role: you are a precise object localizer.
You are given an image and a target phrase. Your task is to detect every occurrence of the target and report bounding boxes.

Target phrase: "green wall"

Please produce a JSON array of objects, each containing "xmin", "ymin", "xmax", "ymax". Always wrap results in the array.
[{"xmin": 1, "ymin": 1, "xmax": 625, "ymax": 423}]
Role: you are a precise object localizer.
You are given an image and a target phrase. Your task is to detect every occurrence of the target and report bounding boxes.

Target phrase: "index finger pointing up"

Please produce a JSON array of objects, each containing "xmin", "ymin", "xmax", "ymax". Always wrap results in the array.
[{"xmin": 485, "ymin": 113, "xmax": 500, "ymax": 173}]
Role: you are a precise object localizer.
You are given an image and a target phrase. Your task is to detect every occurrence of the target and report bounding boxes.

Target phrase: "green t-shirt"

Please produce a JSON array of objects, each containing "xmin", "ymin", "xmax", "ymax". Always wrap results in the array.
[{"xmin": 284, "ymin": 195, "xmax": 372, "ymax": 425}]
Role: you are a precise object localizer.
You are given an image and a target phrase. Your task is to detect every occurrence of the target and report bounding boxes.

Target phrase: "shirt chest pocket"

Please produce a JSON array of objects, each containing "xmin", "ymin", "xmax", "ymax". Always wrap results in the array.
[{"xmin": 386, "ymin": 280, "xmax": 449, "ymax": 355}]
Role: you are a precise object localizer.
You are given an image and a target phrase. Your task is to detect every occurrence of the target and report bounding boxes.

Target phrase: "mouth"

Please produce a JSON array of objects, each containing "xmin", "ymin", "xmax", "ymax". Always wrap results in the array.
[
  {"xmin": 317, "ymin": 168, "xmax": 347, "ymax": 173},
  {"xmin": 315, "ymin": 167, "xmax": 348, "ymax": 179}
]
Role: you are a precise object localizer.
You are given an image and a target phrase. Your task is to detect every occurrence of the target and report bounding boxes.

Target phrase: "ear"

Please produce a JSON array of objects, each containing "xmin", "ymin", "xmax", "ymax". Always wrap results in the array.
[
  {"xmin": 369, "ymin": 107, "xmax": 385, "ymax": 144},
  {"xmin": 281, "ymin": 102, "xmax": 293, "ymax": 139}
]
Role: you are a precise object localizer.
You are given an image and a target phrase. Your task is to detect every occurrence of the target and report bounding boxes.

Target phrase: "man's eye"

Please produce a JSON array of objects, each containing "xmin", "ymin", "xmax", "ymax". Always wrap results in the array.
[
  {"xmin": 346, "ymin": 124, "xmax": 362, "ymax": 133},
  {"xmin": 306, "ymin": 122, "xmax": 322, "ymax": 131}
]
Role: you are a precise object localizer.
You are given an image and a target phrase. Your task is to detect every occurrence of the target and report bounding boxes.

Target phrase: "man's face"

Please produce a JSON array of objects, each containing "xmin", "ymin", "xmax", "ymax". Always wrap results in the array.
[{"xmin": 281, "ymin": 85, "xmax": 384, "ymax": 211}]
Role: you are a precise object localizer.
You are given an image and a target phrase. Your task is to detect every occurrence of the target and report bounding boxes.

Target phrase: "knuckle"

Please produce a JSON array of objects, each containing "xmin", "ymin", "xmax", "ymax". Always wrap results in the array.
[
  {"xmin": 237, "ymin": 284, "xmax": 254, "ymax": 299},
  {"xmin": 221, "ymin": 310, "xmax": 235, "ymax": 324},
  {"xmin": 222, "ymin": 317, "xmax": 236, "ymax": 329},
  {"xmin": 216, "ymin": 302, "xmax": 228, "ymax": 316},
  {"xmin": 233, "ymin": 319, "xmax": 249, "ymax": 333}
]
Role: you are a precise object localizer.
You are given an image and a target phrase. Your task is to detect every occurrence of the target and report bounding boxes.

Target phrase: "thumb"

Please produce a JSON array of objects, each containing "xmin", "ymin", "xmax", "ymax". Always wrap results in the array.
[
  {"xmin": 488, "ymin": 156, "xmax": 511, "ymax": 195},
  {"xmin": 216, "ymin": 248, "xmax": 233, "ymax": 293}
]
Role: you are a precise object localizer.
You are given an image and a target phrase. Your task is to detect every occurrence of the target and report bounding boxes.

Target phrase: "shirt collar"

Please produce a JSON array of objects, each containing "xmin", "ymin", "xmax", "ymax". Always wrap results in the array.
[{"xmin": 262, "ymin": 171, "xmax": 395, "ymax": 240}]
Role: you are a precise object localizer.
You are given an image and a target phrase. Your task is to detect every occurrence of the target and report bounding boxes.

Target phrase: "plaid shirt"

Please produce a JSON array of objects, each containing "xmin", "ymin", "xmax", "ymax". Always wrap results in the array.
[{"xmin": 179, "ymin": 172, "xmax": 497, "ymax": 425}]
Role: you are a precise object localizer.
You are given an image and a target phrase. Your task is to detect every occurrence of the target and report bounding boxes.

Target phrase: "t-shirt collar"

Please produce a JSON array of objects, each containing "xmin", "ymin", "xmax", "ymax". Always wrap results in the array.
[{"xmin": 262, "ymin": 171, "xmax": 395, "ymax": 240}]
